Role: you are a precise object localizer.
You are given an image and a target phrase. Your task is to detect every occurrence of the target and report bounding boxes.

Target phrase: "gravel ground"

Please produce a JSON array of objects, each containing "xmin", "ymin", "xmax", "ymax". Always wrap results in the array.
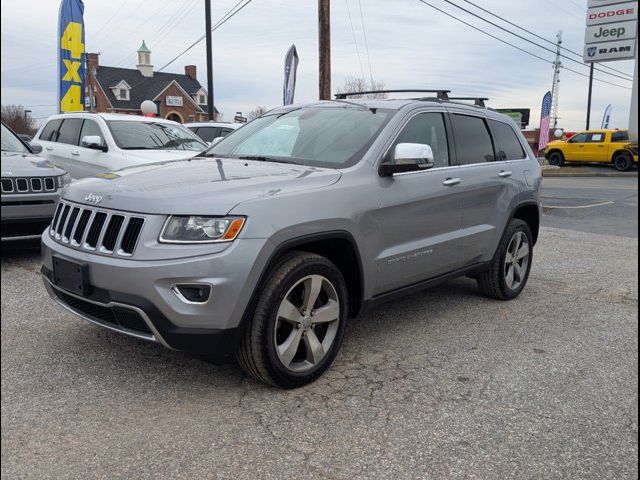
[{"xmin": 1, "ymin": 227, "xmax": 638, "ymax": 480}]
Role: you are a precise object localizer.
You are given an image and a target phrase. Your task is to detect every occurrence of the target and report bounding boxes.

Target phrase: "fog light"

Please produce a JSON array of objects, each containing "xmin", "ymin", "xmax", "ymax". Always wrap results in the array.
[{"xmin": 171, "ymin": 284, "xmax": 212, "ymax": 304}]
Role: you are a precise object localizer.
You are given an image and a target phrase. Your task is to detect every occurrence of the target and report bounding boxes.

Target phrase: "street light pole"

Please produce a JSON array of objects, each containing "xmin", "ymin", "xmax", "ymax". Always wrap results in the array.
[
  {"xmin": 586, "ymin": 63, "xmax": 594, "ymax": 130},
  {"xmin": 205, "ymin": 0, "xmax": 215, "ymax": 121}
]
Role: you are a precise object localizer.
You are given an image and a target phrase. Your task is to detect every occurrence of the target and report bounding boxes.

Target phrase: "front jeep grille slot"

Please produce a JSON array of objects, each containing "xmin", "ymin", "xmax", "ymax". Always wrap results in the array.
[
  {"xmin": 63, "ymin": 207, "xmax": 80, "ymax": 241},
  {"xmin": 85, "ymin": 212, "xmax": 107, "ymax": 248},
  {"xmin": 50, "ymin": 200, "xmax": 145, "ymax": 256},
  {"xmin": 101, "ymin": 215, "xmax": 125, "ymax": 252},
  {"xmin": 56, "ymin": 205, "xmax": 71, "ymax": 236},
  {"xmin": 1, "ymin": 176, "xmax": 56, "ymax": 194},
  {"xmin": 72, "ymin": 209, "xmax": 92, "ymax": 244}
]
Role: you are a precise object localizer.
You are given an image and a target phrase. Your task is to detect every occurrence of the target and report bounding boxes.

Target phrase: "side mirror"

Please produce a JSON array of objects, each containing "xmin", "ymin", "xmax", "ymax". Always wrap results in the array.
[
  {"xmin": 81, "ymin": 135, "xmax": 108, "ymax": 152},
  {"xmin": 29, "ymin": 142, "xmax": 43, "ymax": 154},
  {"xmin": 379, "ymin": 143, "xmax": 435, "ymax": 177},
  {"xmin": 210, "ymin": 137, "xmax": 224, "ymax": 146}
]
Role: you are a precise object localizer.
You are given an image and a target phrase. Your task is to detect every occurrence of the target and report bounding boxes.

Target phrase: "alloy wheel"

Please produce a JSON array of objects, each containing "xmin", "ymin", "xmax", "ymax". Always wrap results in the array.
[
  {"xmin": 504, "ymin": 231, "xmax": 530, "ymax": 291},
  {"xmin": 274, "ymin": 274, "xmax": 340, "ymax": 372}
]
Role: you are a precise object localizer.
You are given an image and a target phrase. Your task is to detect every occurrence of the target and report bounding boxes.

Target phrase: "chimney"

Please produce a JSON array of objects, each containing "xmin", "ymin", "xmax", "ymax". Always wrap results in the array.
[
  {"xmin": 87, "ymin": 52, "xmax": 99, "ymax": 73},
  {"xmin": 185, "ymin": 65, "xmax": 197, "ymax": 80}
]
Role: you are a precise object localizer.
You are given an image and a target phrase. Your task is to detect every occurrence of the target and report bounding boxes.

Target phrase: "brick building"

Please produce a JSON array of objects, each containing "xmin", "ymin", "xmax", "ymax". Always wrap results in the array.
[{"xmin": 85, "ymin": 41, "xmax": 218, "ymax": 123}]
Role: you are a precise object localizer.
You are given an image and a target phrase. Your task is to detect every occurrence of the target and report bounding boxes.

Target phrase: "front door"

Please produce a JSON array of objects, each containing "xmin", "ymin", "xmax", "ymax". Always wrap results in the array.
[
  {"xmin": 563, "ymin": 132, "xmax": 590, "ymax": 162},
  {"xmin": 372, "ymin": 111, "xmax": 466, "ymax": 295}
]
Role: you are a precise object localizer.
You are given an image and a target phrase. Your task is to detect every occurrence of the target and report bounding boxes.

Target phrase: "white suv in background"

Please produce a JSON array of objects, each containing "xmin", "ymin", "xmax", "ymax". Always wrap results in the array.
[
  {"xmin": 185, "ymin": 122, "xmax": 240, "ymax": 144},
  {"xmin": 34, "ymin": 113, "xmax": 208, "ymax": 179}
]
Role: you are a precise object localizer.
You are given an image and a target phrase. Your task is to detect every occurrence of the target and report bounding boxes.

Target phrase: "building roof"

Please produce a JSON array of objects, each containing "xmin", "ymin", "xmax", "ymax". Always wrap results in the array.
[{"xmin": 94, "ymin": 66, "xmax": 218, "ymax": 113}]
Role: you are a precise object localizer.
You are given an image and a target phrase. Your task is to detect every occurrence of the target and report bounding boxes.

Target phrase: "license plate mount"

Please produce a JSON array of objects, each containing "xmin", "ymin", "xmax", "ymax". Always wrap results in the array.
[{"xmin": 52, "ymin": 256, "xmax": 91, "ymax": 296}]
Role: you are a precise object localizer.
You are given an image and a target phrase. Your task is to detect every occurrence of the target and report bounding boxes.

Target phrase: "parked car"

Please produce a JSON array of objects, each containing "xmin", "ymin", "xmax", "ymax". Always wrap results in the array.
[
  {"xmin": 1, "ymin": 122, "xmax": 70, "ymax": 241},
  {"xmin": 41, "ymin": 92, "xmax": 541, "ymax": 388},
  {"xmin": 185, "ymin": 122, "xmax": 240, "ymax": 143},
  {"xmin": 33, "ymin": 113, "xmax": 208, "ymax": 179},
  {"xmin": 544, "ymin": 129, "xmax": 638, "ymax": 171}
]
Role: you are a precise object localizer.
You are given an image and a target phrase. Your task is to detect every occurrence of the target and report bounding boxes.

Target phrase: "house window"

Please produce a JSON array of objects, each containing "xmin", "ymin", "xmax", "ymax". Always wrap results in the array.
[
  {"xmin": 199, "ymin": 94, "xmax": 206, "ymax": 105},
  {"xmin": 119, "ymin": 89, "xmax": 127, "ymax": 100}
]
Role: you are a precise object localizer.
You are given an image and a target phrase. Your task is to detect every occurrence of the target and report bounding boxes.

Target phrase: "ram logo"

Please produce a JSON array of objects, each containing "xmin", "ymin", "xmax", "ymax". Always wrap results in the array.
[{"xmin": 587, "ymin": 47, "xmax": 597, "ymax": 57}]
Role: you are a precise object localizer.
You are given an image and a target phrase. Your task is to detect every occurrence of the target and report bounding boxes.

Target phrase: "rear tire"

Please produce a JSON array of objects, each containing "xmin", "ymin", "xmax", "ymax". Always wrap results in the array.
[
  {"xmin": 477, "ymin": 219, "xmax": 533, "ymax": 301},
  {"xmin": 547, "ymin": 151, "xmax": 564, "ymax": 167},
  {"xmin": 613, "ymin": 152, "xmax": 633, "ymax": 172},
  {"xmin": 236, "ymin": 251, "xmax": 348, "ymax": 388}
]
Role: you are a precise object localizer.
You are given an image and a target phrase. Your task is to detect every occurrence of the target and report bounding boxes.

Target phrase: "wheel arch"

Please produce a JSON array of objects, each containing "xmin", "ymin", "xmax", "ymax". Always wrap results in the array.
[
  {"xmin": 241, "ymin": 231, "xmax": 365, "ymax": 329},
  {"xmin": 545, "ymin": 148, "xmax": 564, "ymax": 159},
  {"xmin": 510, "ymin": 202, "xmax": 540, "ymax": 245},
  {"xmin": 611, "ymin": 148, "xmax": 632, "ymax": 162}
]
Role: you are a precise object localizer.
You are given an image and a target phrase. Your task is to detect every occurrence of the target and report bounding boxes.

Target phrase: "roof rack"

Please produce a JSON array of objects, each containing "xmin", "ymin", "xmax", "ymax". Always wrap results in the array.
[
  {"xmin": 335, "ymin": 89, "xmax": 450, "ymax": 101},
  {"xmin": 448, "ymin": 97, "xmax": 489, "ymax": 107}
]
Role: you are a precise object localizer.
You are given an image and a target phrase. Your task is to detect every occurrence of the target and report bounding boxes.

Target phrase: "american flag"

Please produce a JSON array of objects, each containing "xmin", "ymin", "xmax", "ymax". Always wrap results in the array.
[{"xmin": 538, "ymin": 91, "xmax": 552, "ymax": 151}]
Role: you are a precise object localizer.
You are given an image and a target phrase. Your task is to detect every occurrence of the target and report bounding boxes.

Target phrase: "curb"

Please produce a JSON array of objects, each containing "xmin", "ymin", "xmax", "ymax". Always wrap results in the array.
[{"xmin": 542, "ymin": 171, "xmax": 638, "ymax": 178}]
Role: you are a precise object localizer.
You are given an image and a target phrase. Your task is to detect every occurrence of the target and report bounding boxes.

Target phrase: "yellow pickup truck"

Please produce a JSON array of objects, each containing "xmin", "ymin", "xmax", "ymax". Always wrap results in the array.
[{"xmin": 544, "ymin": 129, "xmax": 638, "ymax": 171}]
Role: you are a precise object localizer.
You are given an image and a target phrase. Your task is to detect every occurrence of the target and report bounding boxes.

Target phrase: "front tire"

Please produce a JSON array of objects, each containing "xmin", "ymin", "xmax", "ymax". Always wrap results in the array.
[
  {"xmin": 236, "ymin": 251, "xmax": 348, "ymax": 388},
  {"xmin": 477, "ymin": 219, "xmax": 533, "ymax": 300},
  {"xmin": 613, "ymin": 152, "xmax": 633, "ymax": 172},
  {"xmin": 547, "ymin": 151, "xmax": 564, "ymax": 167}
]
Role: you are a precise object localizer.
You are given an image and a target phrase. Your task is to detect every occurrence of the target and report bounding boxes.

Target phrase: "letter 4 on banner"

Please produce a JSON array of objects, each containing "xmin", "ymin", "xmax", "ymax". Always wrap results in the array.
[{"xmin": 58, "ymin": 0, "xmax": 85, "ymax": 112}]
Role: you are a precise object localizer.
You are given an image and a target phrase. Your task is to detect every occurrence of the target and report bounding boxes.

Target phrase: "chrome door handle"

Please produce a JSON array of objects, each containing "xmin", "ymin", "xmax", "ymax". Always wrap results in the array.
[
  {"xmin": 443, "ymin": 177, "xmax": 461, "ymax": 186},
  {"xmin": 71, "ymin": 151, "xmax": 80, "ymax": 156},
  {"xmin": 45, "ymin": 147, "xmax": 54, "ymax": 151},
  {"xmin": 498, "ymin": 170, "xmax": 513, "ymax": 178}
]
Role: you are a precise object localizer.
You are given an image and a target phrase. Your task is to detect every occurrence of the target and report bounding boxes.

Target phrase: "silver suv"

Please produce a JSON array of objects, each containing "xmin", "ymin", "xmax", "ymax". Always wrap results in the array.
[{"xmin": 41, "ymin": 92, "xmax": 542, "ymax": 388}]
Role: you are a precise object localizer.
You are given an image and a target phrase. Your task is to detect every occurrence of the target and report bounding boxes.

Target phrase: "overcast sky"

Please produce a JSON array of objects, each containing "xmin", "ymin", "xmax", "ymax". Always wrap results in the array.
[{"xmin": 1, "ymin": 0, "xmax": 635, "ymax": 130}]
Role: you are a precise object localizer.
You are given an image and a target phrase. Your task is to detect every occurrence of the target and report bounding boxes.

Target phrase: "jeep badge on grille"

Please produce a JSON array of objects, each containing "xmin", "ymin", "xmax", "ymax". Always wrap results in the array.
[{"xmin": 84, "ymin": 193, "xmax": 103, "ymax": 204}]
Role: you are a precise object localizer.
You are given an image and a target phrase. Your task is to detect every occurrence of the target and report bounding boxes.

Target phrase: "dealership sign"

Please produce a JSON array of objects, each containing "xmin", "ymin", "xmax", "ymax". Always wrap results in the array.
[
  {"xmin": 585, "ymin": 2, "xmax": 637, "ymax": 26},
  {"xmin": 584, "ymin": 1, "xmax": 637, "ymax": 62},
  {"xmin": 165, "ymin": 96, "xmax": 183, "ymax": 107}
]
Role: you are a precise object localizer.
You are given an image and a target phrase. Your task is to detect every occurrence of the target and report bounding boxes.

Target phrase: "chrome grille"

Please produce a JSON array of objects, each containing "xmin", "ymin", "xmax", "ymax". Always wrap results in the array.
[
  {"xmin": 50, "ymin": 201, "xmax": 145, "ymax": 256},
  {"xmin": 1, "ymin": 176, "xmax": 58, "ymax": 194}
]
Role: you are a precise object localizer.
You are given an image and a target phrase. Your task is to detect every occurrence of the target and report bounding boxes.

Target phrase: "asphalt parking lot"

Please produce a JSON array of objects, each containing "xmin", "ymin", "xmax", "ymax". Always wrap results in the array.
[{"xmin": 1, "ymin": 177, "xmax": 638, "ymax": 479}]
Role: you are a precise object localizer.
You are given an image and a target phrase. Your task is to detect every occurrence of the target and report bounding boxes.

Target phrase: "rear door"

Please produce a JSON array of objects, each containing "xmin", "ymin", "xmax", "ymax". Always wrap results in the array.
[
  {"xmin": 44, "ymin": 118, "xmax": 83, "ymax": 177},
  {"xmin": 582, "ymin": 131, "xmax": 607, "ymax": 161},
  {"xmin": 448, "ymin": 111, "xmax": 521, "ymax": 265},
  {"xmin": 373, "ymin": 110, "xmax": 466, "ymax": 295},
  {"xmin": 36, "ymin": 119, "xmax": 63, "ymax": 159},
  {"xmin": 73, "ymin": 118, "xmax": 112, "ymax": 178}
]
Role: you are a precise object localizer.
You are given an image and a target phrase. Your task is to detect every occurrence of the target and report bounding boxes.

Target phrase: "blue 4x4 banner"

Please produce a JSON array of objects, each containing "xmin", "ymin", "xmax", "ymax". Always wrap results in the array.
[{"xmin": 58, "ymin": 0, "xmax": 85, "ymax": 112}]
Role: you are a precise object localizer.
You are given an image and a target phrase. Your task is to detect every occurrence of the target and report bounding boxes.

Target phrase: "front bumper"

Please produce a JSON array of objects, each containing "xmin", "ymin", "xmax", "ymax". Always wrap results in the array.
[
  {"xmin": 41, "ymin": 232, "xmax": 273, "ymax": 357},
  {"xmin": 1, "ymin": 191, "xmax": 59, "ymax": 240}
]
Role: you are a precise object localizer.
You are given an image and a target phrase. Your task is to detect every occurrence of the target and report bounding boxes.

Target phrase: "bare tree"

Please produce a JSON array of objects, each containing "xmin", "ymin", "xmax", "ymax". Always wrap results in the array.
[
  {"xmin": 248, "ymin": 106, "xmax": 267, "ymax": 120},
  {"xmin": 1, "ymin": 105, "xmax": 38, "ymax": 136},
  {"xmin": 336, "ymin": 77, "xmax": 387, "ymax": 99}
]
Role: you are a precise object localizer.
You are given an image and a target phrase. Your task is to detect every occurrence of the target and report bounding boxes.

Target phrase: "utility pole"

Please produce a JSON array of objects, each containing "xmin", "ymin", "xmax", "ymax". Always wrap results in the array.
[
  {"xmin": 586, "ymin": 63, "xmax": 594, "ymax": 130},
  {"xmin": 550, "ymin": 31, "xmax": 562, "ymax": 129},
  {"xmin": 318, "ymin": 0, "xmax": 331, "ymax": 100},
  {"xmin": 205, "ymin": 0, "xmax": 215, "ymax": 120}
]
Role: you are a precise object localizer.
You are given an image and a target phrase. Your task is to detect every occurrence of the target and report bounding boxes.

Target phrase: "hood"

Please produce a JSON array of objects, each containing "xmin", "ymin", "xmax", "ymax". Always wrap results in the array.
[
  {"xmin": 61, "ymin": 157, "xmax": 342, "ymax": 215},
  {"xmin": 123, "ymin": 149, "xmax": 204, "ymax": 163},
  {"xmin": 1, "ymin": 151, "xmax": 66, "ymax": 177},
  {"xmin": 546, "ymin": 139, "xmax": 566, "ymax": 146}
]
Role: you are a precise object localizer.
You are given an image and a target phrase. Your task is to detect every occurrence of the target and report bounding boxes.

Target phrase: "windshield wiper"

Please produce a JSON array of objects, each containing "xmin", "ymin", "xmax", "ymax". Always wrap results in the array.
[{"xmin": 237, "ymin": 155, "xmax": 296, "ymax": 164}]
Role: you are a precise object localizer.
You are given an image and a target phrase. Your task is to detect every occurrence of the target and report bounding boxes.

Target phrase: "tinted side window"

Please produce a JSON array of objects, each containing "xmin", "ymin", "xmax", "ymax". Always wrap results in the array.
[
  {"xmin": 39, "ymin": 119, "xmax": 62, "ymax": 141},
  {"xmin": 220, "ymin": 128, "xmax": 234, "ymax": 136},
  {"xmin": 56, "ymin": 118, "xmax": 83, "ymax": 145},
  {"xmin": 79, "ymin": 119, "xmax": 104, "ymax": 143},
  {"xmin": 569, "ymin": 133, "xmax": 589, "ymax": 143},
  {"xmin": 195, "ymin": 127, "xmax": 221, "ymax": 142},
  {"xmin": 611, "ymin": 131, "xmax": 629, "ymax": 142},
  {"xmin": 451, "ymin": 114, "xmax": 494, "ymax": 165},
  {"xmin": 489, "ymin": 120, "xmax": 525, "ymax": 160},
  {"xmin": 388, "ymin": 112, "xmax": 450, "ymax": 168}
]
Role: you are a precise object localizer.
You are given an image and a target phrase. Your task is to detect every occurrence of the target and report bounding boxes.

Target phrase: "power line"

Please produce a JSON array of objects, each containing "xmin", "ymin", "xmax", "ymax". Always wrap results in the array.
[
  {"xmin": 459, "ymin": 0, "xmax": 633, "ymax": 80},
  {"xmin": 415, "ymin": 0, "xmax": 631, "ymax": 90},
  {"xmin": 157, "ymin": 0, "xmax": 254, "ymax": 72},
  {"xmin": 443, "ymin": 0, "xmax": 632, "ymax": 82},
  {"xmin": 357, "ymin": 0, "xmax": 376, "ymax": 89},
  {"xmin": 344, "ymin": 0, "xmax": 367, "ymax": 80}
]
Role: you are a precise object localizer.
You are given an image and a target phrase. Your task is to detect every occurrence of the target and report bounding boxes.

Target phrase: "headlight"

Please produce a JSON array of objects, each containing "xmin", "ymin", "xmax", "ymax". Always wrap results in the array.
[
  {"xmin": 159, "ymin": 216, "xmax": 245, "ymax": 243},
  {"xmin": 57, "ymin": 173, "xmax": 72, "ymax": 187}
]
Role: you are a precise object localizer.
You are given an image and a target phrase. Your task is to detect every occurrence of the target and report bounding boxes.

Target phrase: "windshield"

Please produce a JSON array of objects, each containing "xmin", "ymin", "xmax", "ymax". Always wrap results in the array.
[
  {"xmin": 206, "ymin": 107, "xmax": 393, "ymax": 168},
  {"xmin": 1, "ymin": 124, "xmax": 29, "ymax": 154},
  {"xmin": 107, "ymin": 120, "xmax": 208, "ymax": 151}
]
